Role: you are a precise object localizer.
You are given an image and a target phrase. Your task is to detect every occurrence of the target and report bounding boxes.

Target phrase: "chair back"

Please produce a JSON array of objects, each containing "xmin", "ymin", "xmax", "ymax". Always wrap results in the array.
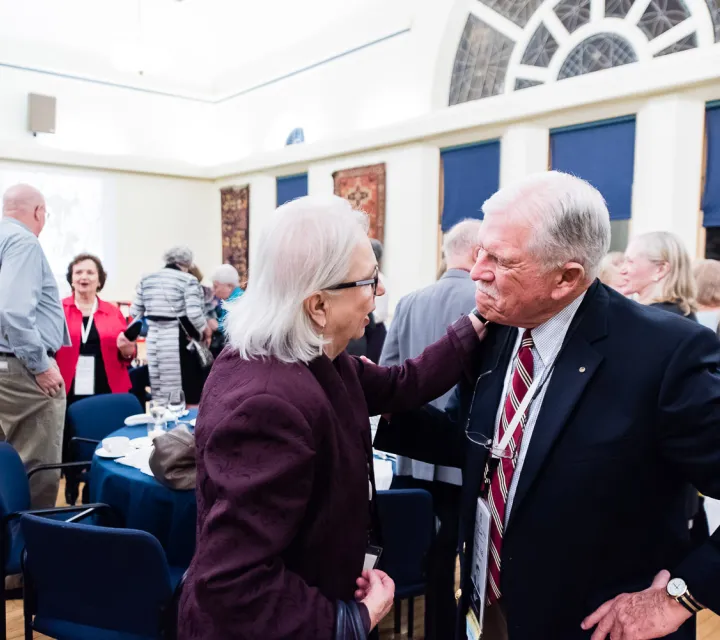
[
  {"xmin": 67, "ymin": 393, "xmax": 143, "ymax": 460},
  {"xmin": 21, "ymin": 514, "xmax": 173, "ymax": 638},
  {"xmin": 0, "ymin": 443, "xmax": 31, "ymax": 573},
  {"xmin": 376, "ymin": 489, "xmax": 434, "ymax": 596}
]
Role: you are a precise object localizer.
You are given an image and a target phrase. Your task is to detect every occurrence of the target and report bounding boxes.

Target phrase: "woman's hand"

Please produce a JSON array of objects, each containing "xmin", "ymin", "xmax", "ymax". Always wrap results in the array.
[
  {"xmin": 468, "ymin": 312, "xmax": 488, "ymax": 340},
  {"xmin": 116, "ymin": 332, "xmax": 136, "ymax": 359},
  {"xmin": 354, "ymin": 570, "xmax": 395, "ymax": 630}
]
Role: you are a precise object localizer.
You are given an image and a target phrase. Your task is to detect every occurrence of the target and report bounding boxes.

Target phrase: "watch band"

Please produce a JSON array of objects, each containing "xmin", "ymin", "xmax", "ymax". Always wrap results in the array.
[{"xmin": 677, "ymin": 590, "xmax": 704, "ymax": 614}]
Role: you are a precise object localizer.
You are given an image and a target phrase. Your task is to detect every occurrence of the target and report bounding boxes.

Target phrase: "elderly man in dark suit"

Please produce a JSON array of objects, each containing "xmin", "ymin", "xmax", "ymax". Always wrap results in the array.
[
  {"xmin": 380, "ymin": 218, "xmax": 482, "ymax": 639},
  {"xmin": 376, "ymin": 171, "xmax": 720, "ymax": 640}
]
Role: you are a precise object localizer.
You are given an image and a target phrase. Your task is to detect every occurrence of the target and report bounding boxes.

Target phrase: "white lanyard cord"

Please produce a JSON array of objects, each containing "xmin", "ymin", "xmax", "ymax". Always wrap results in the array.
[
  {"xmin": 79, "ymin": 298, "xmax": 99, "ymax": 345},
  {"xmin": 493, "ymin": 344, "xmax": 559, "ymax": 455}
]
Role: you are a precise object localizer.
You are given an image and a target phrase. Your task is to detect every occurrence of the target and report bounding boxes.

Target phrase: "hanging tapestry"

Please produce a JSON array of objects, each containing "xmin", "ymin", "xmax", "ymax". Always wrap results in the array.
[
  {"xmin": 332, "ymin": 163, "xmax": 386, "ymax": 242},
  {"xmin": 220, "ymin": 185, "xmax": 250, "ymax": 285}
]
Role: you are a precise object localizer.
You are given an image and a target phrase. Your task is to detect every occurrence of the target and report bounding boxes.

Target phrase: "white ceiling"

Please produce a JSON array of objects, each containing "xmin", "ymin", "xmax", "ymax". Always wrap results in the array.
[{"xmin": 0, "ymin": 0, "xmax": 407, "ymax": 97}]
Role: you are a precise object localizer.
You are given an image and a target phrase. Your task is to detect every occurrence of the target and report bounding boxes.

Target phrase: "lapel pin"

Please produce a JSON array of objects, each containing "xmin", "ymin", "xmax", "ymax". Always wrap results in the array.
[{"xmin": 579, "ymin": 366, "xmax": 586, "ymax": 373}]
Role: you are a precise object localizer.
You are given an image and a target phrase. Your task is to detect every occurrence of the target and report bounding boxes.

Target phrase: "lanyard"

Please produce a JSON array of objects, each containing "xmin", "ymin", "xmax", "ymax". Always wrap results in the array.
[
  {"xmin": 490, "ymin": 347, "xmax": 559, "ymax": 457},
  {"xmin": 79, "ymin": 298, "xmax": 98, "ymax": 345}
]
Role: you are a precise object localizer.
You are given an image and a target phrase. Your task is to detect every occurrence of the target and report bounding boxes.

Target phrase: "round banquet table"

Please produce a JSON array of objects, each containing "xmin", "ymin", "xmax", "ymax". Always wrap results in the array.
[
  {"xmin": 90, "ymin": 410, "xmax": 394, "ymax": 568},
  {"xmin": 89, "ymin": 410, "xmax": 198, "ymax": 568}
]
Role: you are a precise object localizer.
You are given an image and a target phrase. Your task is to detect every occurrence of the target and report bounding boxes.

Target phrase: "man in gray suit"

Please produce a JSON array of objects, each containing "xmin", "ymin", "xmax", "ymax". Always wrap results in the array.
[{"xmin": 379, "ymin": 218, "xmax": 481, "ymax": 639}]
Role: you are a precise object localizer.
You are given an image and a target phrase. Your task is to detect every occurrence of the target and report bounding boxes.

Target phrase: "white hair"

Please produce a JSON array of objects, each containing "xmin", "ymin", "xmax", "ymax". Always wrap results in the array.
[
  {"xmin": 225, "ymin": 195, "xmax": 369, "ymax": 363},
  {"xmin": 163, "ymin": 245, "xmax": 193, "ymax": 268},
  {"xmin": 442, "ymin": 219, "xmax": 483, "ymax": 261},
  {"xmin": 211, "ymin": 264, "xmax": 240, "ymax": 286},
  {"xmin": 482, "ymin": 171, "xmax": 611, "ymax": 280}
]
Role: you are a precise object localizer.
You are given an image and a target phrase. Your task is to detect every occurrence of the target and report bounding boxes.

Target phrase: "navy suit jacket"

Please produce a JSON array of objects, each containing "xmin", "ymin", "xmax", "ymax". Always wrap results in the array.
[{"xmin": 375, "ymin": 281, "xmax": 720, "ymax": 639}]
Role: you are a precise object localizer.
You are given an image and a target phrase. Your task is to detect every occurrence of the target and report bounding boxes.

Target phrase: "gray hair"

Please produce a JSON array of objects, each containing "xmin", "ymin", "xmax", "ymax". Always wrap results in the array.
[
  {"xmin": 225, "ymin": 195, "xmax": 369, "ymax": 363},
  {"xmin": 370, "ymin": 238, "xmax": 383, "ymax": 264},
  {"xmin": 482, "ymin": 171, "xmax": 611, "ymax": 280},
  {"xmin": 211, "ymin": 264, "xmax": 240, "ymax": 286},
  {"xmin": 442, "ymin": 219, "xmax": 483, "ymax": 261},
  {"xmin": 163, "ymin": 246, "xmax": 193, "ymax": 268}
]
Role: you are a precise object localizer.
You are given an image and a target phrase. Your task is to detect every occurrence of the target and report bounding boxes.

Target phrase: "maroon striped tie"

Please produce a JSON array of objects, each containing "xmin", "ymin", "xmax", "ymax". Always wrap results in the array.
[{"xmin": 487, "ymin": 329, "xmax": 534, "ymax": 603}]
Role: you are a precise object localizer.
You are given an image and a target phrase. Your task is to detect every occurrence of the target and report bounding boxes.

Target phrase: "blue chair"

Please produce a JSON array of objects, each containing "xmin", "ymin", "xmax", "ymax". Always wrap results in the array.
[
  {"xmin": 65, "ymin": 393, "xmax": 144, "ymax": 504},
  {"xmin": 0, "ymin": 442, "xmax": 111, "ymax": 640},
  {"xmin": 20, "ymin": 514, "xmax": 185, "ymax": 640},
  {"xmin": 376, "ymin": 489, "xmax": 435, "ymax": 639}
]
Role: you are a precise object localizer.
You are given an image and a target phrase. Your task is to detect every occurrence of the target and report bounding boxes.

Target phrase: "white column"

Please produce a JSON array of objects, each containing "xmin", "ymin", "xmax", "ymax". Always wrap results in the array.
[
  {"xmin": 383, "ymin": 144, "xmax": 441, "ymax": 309},
  {"xmin": 307, "ymin": 164, "xmax": 335, "ymax": 196},
  {"xmin": 632, "ymin": 95, "xmax": 705, "ymax": 256},
  {"xmin": 500, "ymin": 125, "xmax": 550, "ymax": 187},
  {"xmin": 247, "ymin": 174, "xmax": 276, "ymax": 268}
]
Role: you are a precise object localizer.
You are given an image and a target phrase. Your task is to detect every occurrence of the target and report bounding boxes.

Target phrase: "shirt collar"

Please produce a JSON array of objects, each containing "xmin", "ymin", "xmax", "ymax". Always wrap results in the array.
[
  {"xmin": 2, "ymin": 217, "xmax": 32, "ymax": 234},
  {"xmin": 441, "ymin": 269, "xmax": 471, "ymax": 280},
  {"xmin": 519, "ymin": 292, "xmax": 586, "ymax": 367}
]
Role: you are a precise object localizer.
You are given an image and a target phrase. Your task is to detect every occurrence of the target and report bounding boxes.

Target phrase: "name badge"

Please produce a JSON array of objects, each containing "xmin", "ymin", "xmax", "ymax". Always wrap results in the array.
[
  {"xmin": 363, "ymin": 545, "xmax": 383, "ymax": 571},
  {"xmin": 466, "ymin": 608, "xmax": 482, "ymax": 640},
  {"xmin": 75, "ymin": 355, "xmax": 95, "ymax": 396},
  {"xmin": 469, "ymin": 498, "xmax": 492, "ymax": 634}
]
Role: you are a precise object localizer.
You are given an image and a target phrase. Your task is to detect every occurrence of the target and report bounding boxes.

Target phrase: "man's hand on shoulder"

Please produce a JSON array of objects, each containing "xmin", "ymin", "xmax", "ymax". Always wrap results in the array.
[
  {"xmin": 35, "ymin": 365, "xmax": 64, "ymax": 397},
  {"xmin": 582, "ymin": 570, "xmax": 692, "ymax": 640}
]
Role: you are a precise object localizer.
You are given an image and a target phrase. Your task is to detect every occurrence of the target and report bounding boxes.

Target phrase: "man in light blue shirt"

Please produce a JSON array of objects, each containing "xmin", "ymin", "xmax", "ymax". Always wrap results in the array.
[
  {"xmin": 0, "ymin": 184, "xmax": 70, "ymax": 510},
  {"xmin": 379, "ymin": 219, "xmax": 481, "ymax": 640}
]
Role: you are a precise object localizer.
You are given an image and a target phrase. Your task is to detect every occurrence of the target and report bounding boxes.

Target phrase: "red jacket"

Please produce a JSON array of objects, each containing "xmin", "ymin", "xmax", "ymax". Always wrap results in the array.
[{"xmin": 56, "ymin": 296, "xmax": 132, "ymax": 394}]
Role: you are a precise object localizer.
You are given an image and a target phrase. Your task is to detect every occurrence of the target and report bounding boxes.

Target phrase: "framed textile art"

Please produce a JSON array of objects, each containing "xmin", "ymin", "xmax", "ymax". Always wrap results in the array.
[
  {"xmin": 220, "ymin": 185, "xmax": 250, "ymax": 285},
  {"xmin": 332, "ymin": 163, "xmax": 386, "ymax": 243}
]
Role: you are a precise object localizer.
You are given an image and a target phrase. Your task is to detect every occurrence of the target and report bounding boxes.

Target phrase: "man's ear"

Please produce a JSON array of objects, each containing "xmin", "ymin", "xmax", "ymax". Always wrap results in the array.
[
  {"xmin": 551, "ymin": 262, "xmax": 586, "ymax": 300},
  {"xmin": 304, "ymin": 292, "xmax": 328, "ymax": 330}
]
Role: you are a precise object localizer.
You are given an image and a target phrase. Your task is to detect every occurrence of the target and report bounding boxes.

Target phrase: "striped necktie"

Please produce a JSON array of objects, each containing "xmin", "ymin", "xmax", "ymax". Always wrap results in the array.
[{"xmin": 487, "ymin": 329, "xmax": 534, "ymax": 603}]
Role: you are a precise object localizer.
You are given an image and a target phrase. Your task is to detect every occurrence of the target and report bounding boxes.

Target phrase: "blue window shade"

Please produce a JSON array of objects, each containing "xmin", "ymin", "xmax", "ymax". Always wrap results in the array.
[
  {"xmin": 276, "ymin": 174, "xmax": 308, "ymax": 207},
  {"xmin": 551, "ymin": 117, "xmax": 636, "ymax": 221},
  {"xmin": 440, "ymin": 141, "xmax": 500, "ymax": 232},
  {"xmin": 704, "ymin": 105, "xmax": 720, "ymax": 227}
]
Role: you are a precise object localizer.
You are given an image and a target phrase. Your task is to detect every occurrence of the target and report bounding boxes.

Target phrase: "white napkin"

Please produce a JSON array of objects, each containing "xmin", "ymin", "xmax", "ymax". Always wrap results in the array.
[
  {"xmin": 115, "ymin": 448, "xmax": 154, "ymax": 477},
  {"xmin": 124, "ymin": 413, "xmax": 153, "ymax": 426}
]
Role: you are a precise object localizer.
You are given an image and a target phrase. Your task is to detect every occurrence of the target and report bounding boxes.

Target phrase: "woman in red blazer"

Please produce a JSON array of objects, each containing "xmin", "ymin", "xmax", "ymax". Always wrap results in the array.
[{"xmin": 56, "ymin": 254, "xmax": 136, "ymax": 403}]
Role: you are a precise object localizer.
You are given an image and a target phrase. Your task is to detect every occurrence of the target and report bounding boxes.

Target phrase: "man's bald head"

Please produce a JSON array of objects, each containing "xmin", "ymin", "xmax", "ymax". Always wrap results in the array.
[{"xmin": 2, "ymin": 184, "xmax": 47, "ymax": 236}]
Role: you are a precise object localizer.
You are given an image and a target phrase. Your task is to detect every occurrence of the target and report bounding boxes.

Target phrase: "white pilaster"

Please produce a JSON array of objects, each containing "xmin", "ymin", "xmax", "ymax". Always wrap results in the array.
[
  {"xmin": 246, "ymin": 174, "xmax": 276, "ymax": 269},
  {"xmin": 500, "ymin": 125, "xmax": 550, "ymax": 187},
  {"xmin": 631, "ymin": 95, "xmax": 705, "ymax": 256}
]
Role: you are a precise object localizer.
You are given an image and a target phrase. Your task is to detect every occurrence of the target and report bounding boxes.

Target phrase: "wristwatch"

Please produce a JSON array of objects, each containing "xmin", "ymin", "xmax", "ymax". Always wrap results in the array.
[{"xmin": 666, "ymin": 577, "xmax": 704, "ymax": 614}]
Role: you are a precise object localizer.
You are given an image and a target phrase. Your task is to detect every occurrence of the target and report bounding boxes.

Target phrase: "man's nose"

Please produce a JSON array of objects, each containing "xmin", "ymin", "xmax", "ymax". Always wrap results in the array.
[{"xmin": 470, "ymin": 253, "xmax": 493, "ymax": 282}]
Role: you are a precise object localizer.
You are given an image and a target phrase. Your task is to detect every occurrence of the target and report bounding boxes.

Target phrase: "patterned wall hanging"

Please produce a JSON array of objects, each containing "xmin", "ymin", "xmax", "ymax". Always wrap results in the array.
[
  {"xmin": 220, "ymin": 185, "xmax": 250, "ymax": 285},
  {"xmin": 332, "ymin": 163, "xmax": 386, "ymax": 243}
]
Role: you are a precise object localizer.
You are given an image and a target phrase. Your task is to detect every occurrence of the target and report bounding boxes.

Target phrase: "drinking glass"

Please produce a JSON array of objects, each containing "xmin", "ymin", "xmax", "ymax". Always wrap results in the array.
[
  {"xmin": 148, "ymin": 396, "xmax": 168, "ymax": 438},
  {"xmin": 168, "ymin": 389, "xmax": 186, "ymax": 421}
]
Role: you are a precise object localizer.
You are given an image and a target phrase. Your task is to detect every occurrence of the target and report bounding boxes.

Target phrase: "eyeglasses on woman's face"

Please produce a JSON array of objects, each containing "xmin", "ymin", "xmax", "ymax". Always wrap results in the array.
[{"xmin": 325, "ymin": 266, "xmax": 379, "ymax": 296}]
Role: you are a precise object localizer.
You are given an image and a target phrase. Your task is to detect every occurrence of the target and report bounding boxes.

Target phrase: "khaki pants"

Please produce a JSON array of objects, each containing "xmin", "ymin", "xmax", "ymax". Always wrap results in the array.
[{"xmin": 0, "ymin": 355, "xmax": 65, "ymax": 509}]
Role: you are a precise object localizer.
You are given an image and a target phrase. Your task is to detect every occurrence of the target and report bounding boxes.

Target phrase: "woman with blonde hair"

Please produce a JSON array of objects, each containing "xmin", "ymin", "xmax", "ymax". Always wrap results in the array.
[
  {"xmin": 694, "ymin": 259, "xmax": 720, "ymax": 333},
  {"xmin": 621, "ymin": 231, "xmax": 697, "ymax": 320}
]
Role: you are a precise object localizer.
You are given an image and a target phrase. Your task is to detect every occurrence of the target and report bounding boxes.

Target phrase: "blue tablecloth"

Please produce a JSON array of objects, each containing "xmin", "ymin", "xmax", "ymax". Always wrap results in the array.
[{"xmin": 89, "ymin": 409, "xmax": 198, "ymax": 568}]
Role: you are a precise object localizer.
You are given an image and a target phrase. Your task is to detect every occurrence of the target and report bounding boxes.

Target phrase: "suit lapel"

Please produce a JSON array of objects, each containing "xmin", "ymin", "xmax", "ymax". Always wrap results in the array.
[
  {"xmin": 463, "ymin": 325, "xmax": 515, "ymax": 498},
  {"xmin": 506, "ymin": 282, "xmax": 609, "ymax": 531}
]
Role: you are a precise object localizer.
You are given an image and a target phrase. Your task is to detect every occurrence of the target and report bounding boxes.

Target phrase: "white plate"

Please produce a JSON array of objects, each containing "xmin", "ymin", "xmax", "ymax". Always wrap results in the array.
[
  {"xmin": 124, "ymin": 413, "xmax": 152, "ymax": 426},
  {"xmin": 130, "ymin": 437, "xmax": 153, "ymax": 449},
  {"xmin": 95, "ymin": 447, "xmax": 129, "ymax": 459}
]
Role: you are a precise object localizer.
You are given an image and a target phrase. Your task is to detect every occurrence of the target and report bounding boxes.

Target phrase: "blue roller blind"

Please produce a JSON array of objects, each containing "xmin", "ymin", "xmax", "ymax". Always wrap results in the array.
[
  {"xmin": 440, "ymin": 140, "xmax": 500, "ymax": 231},
  {"xmin": 276, "ymin": 173, "xmax": 308, "ymax": 207},
  {"xmin": 703, "ymin": 105, "xmax": 720, "ymax": 227},
  {"xmin": 551, "ymin": 117, "xmax": 636, "ymax": 220}
]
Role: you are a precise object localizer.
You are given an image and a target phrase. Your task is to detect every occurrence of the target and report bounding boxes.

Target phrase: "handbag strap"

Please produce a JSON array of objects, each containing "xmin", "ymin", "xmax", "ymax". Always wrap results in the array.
[{"xmin": 161, "ymin": 282, "xmax": 195, "ymax": 342}]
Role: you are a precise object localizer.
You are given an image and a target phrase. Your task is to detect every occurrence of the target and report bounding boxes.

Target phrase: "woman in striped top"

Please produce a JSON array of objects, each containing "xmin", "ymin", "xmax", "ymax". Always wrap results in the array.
[{"xmin": 130, "ymin": 246, "xmax": 211, "ymax": 404}]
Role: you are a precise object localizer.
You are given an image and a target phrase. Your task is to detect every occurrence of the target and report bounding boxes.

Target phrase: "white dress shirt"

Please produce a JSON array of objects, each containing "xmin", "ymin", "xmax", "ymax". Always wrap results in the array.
[{"xmin": 492, "ymin": 292, "xmax": 586, "ymax": 522}]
